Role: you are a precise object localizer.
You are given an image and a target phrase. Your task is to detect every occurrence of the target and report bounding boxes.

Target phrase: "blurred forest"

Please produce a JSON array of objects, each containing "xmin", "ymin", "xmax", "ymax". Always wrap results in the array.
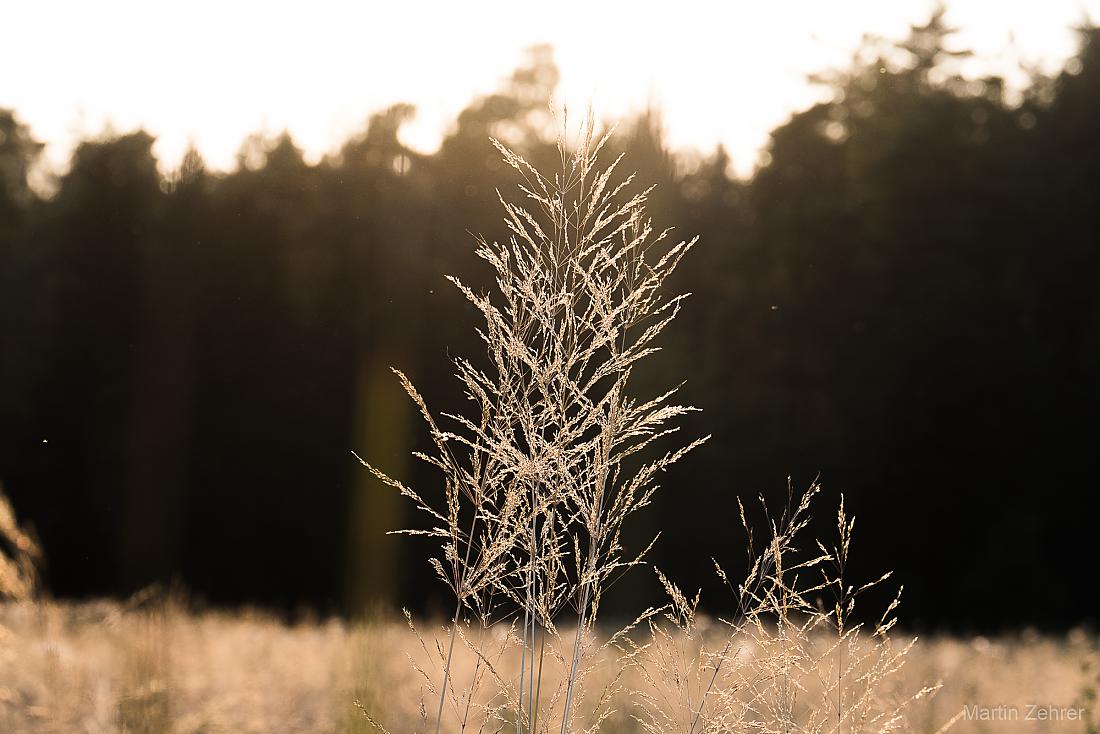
[{"xmin": 1, "ymin": 14, "xmax": 1097, "ymax": 629}]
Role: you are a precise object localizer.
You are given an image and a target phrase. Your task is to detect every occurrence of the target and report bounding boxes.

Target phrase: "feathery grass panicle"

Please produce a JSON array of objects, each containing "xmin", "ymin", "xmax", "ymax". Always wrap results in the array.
[
  {"xmin": 632, "ymin": 482, "xmax": 947, "ymax": 734},
  {"xmin": 357, "ymin": 107, "xmax": 706, "ymax": 734}
]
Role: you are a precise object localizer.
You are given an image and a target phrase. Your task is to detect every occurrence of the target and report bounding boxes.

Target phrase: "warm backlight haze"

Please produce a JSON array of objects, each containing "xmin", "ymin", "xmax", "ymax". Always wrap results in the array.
[{"xmin": 4, "ymin": 0, "xmax": 1098, "ymax": 177}]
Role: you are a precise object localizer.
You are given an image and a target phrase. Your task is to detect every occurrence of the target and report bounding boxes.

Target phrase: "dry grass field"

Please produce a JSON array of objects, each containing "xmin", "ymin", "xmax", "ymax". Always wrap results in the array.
[
  {"xmin": 1, "ymin": 598, "xmax": 1096, "ymax": 734},
  {"xmin": 3, "ymin": 121, "xmax": 1098, "ymax": 734}
]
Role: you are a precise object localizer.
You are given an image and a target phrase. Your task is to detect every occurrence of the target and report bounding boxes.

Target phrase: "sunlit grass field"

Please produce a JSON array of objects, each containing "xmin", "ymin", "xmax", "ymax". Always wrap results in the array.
[
  {"xmin": 1, "ymin": 599, "xmax": 1096, "ymax": 733},
  {"xmin": 3, "ymin": 95, "xmax": 1099, "ymax": 734}
]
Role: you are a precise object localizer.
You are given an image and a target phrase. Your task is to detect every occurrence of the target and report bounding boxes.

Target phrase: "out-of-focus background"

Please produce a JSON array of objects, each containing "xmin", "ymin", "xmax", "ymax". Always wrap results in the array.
[{"xmin": 1, "ymin": 0, "xmax": 1098, "ymax": 632}]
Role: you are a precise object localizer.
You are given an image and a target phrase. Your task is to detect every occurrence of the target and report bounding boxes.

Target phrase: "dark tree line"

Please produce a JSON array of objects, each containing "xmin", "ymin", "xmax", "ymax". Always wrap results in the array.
[{"xmin": 1, "ymin": 17, "xmax": 1097, "ymax": 629}]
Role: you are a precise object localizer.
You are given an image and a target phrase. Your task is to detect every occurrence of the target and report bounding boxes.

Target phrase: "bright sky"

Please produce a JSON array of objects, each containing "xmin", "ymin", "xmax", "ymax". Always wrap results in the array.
[{"xmin": 3, "ymin": 0, "xmax": 1096, "ymax": 178}]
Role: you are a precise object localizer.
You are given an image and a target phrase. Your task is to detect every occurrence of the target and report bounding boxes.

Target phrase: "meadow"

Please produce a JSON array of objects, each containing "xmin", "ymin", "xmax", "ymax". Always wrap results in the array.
[
  {"xmin": 3, "ymin": 50, "xmax": 1098, "ymax": 732},
  {"xmin": 0, "ymin": 598, "xmax": 1096, "ymax": 733}
]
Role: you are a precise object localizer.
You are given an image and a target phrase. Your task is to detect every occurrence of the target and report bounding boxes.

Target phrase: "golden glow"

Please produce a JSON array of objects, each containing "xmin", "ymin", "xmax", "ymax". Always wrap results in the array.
[{"xmin": 3, "ymin": 0, "xmax": 1097, "ymax": 177}]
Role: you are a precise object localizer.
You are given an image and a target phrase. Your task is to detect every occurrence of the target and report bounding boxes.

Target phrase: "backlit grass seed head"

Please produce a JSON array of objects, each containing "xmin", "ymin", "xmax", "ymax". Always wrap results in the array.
[{"xmin": 357, "ymin": 108, "xmax": 706, "ymax": 734}]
